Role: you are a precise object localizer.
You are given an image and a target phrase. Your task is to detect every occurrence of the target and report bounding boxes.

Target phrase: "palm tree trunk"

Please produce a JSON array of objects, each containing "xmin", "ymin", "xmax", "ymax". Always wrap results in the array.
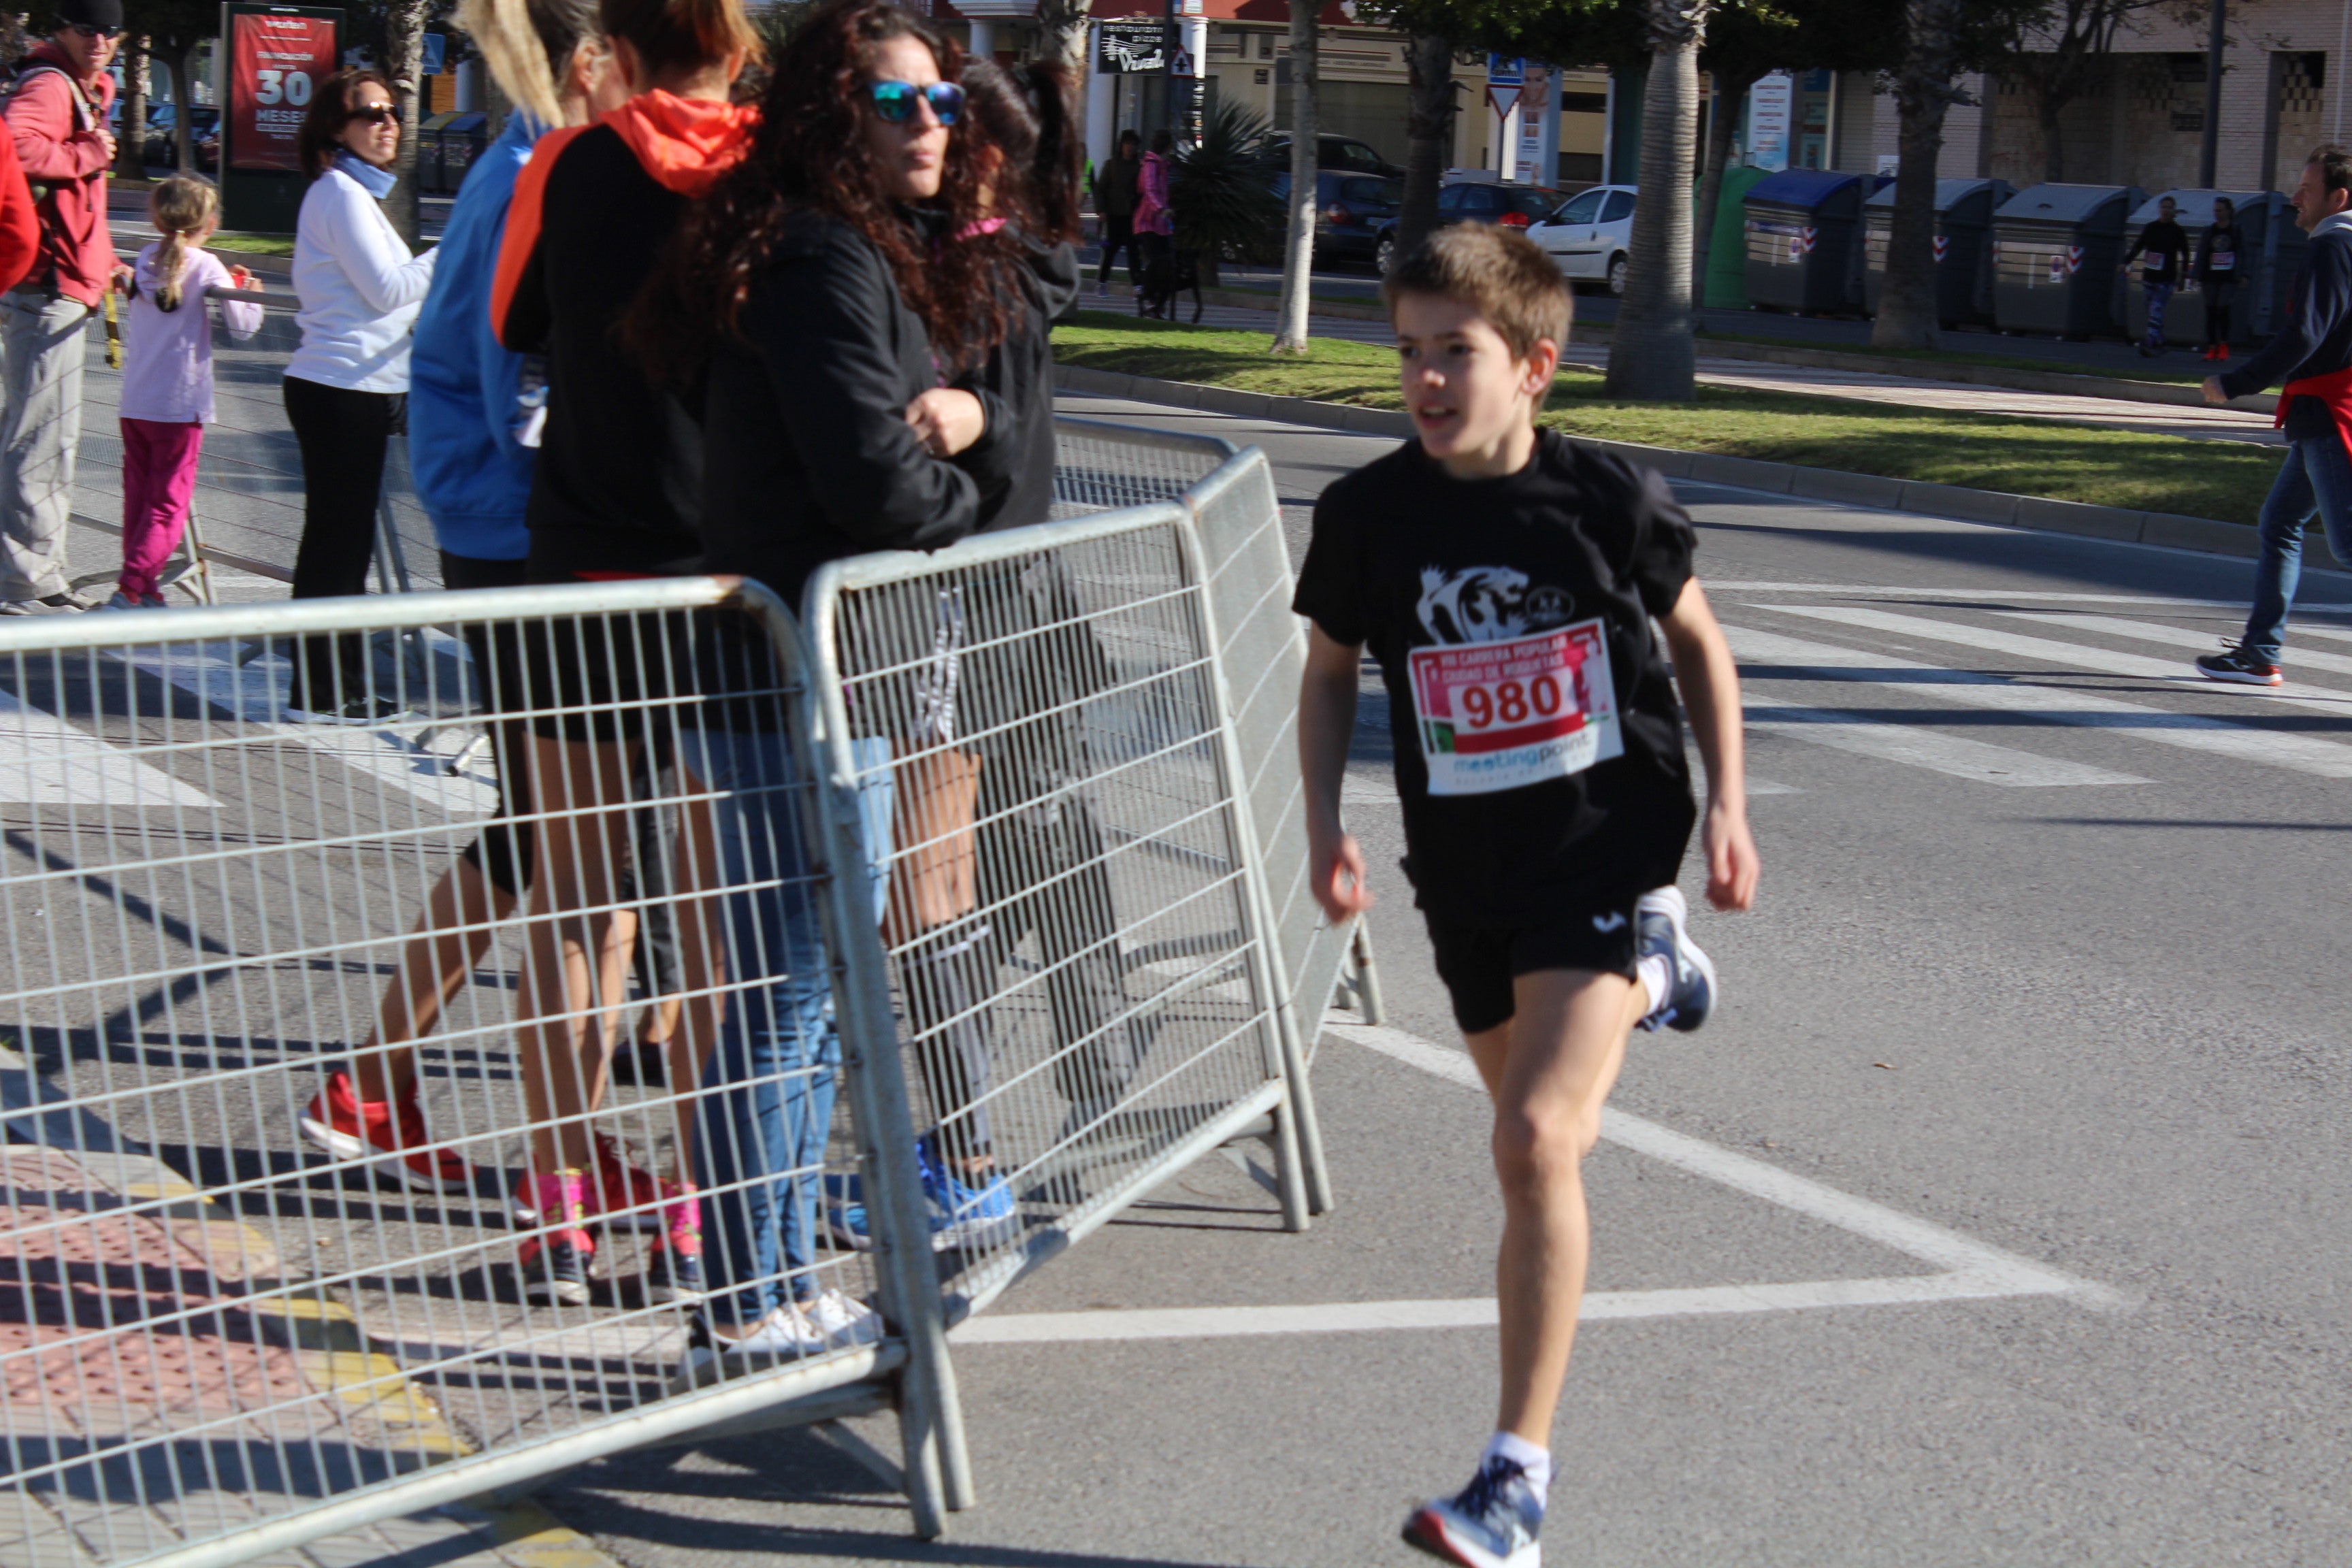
[
  {"xmin": 174, "ymin": 39, "xmax": 199, "ymax": 176},
  {"xmin": 1037, "ymin": 0, "xmax": 1095, "ymax": 80},
  {"xmin": 1874, "ymin": 0, "xmax": 1966, "ymax": 350},
  {"xmin": 117, "ymin": 35, "xmax": 148, "ymax": 180},
  {"xmin": 384, "ymin": 0, "xmax": 429, "ymax": 245},
  {"xmin": 1271, "ymin": 0, "xmax": 1318, "ymax": 355},
  {"xmin": 1397, "ymin": 33, "xmax": 1453, "ymax": 263},
  {"xmin": 1605, "ymin": 0, "xmax": 1711, "ymax": 401},
  {"xmin": 1690, "ymin": 66, "xmax": 1759, "ymax": 315}
]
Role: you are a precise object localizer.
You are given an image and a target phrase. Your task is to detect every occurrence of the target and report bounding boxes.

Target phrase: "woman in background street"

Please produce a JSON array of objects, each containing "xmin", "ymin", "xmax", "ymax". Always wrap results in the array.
[{"xmin": 2199, "ymin": 195, "xmax": 2242, "ymax": 362}]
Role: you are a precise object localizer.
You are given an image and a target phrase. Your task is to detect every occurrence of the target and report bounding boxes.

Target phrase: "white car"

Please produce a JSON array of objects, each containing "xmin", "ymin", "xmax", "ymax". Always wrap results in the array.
[{"xmin": 1529, "ymin": 184, "xmax": 1637, "ymax": 295}]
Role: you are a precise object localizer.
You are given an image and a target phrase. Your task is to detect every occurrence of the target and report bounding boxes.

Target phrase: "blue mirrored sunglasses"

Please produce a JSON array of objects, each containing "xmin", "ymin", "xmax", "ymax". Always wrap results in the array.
[{"xmin": 869, "ymin": 79, "xmax": 964, "ymax": 126}]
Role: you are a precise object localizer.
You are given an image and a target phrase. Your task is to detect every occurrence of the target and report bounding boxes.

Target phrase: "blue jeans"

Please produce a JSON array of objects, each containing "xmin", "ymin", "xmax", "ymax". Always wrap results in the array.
[
  {"xmin": 685, "ymin": 727, "xmax": 892, "ymax": 1328},
  {"xmin": 2143, "ymin": 281, "xmax": 2174, "ymax": 350},
  {"xmin": 2244, "ymin": 434, "xmax": 2352, "ymax": 663}
]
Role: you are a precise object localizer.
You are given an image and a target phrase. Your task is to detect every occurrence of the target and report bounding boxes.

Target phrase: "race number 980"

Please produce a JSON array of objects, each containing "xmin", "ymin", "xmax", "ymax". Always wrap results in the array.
[
  {"xmin": 1457, "ymin": 672, "xmax": 1570, "ymax": 731},
  {"xmin": 254, "ymin": 69, "xmax": 314, "ymax": 106}
]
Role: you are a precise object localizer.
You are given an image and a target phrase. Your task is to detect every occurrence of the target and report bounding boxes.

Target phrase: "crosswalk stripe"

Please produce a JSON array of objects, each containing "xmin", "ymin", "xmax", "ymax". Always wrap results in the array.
[
  {"xmin": 1743, "ymin": 694, "xmax": 2148, "ymax": 787},
  {"xmin": 1759, "ymin": 604, "xmax": 2352, "ymax": 719},
  {"xmin": 1993, "ymin": 610, "xmax": 2352, "ymax": 679},
  {"xmin": 0, "ymin": 688, "xmax": 220, "ymax": 808},
  {"xmin": 1724, "ymin": 623, "xmax": 2352, "ymax": 779}
]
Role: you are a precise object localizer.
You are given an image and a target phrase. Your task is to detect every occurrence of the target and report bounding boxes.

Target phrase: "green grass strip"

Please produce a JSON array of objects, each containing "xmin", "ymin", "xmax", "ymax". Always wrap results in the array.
[{"xmin": 1054, "ymin": 311, "xmax": 2277, "ymax": 525}]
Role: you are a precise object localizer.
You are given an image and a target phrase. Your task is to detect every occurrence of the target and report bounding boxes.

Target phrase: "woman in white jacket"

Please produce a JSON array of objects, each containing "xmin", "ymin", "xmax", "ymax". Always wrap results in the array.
[{"xmin": 283, "ymin": 68, "xmax": 436, "ymax": 723}]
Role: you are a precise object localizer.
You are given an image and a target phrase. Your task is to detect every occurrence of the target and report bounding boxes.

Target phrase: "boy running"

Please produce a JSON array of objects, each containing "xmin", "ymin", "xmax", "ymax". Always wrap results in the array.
[{"xmin": 1294, "ymin": 225, "xmax": 1760, "ymax": 1568}]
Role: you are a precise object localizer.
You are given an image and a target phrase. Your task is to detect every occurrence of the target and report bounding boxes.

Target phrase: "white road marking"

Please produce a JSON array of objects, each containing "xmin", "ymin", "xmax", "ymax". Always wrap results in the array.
[
  {"xmin": 1761, "ymin": 604, "xmax": 2352, "ymax": 718},
  {"xmin": 111, "ymin": 640, "xmax": 497, "ymax": 817},
  {"xmin": 1714, "ymin": 582, "xmax": 2352, "ymax": 615},
  {"xmin": 0, "ymin": 689, "xmax": 218, "ymax": 808},
  {"xmin": 1995, "ymin": 609, "xmax": 2352, "ymax": 680},
  {"xmin": 957, "ymin": 1018, "xmax": 2121, "ymax": 1346},
  {"xmin": 1725, "ymin": 623, "xmax": 2352, "ymax": 779},
  {"xmin": 1744, "ymin": 693, "xmax": 2148, "ymax": 787}
]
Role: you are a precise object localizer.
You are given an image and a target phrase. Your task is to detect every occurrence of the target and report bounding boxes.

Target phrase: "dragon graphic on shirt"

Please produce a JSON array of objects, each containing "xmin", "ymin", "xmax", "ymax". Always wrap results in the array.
[{"xmin": 1416, "ymin": 566, "xmax": 1575, "ymax": 645}]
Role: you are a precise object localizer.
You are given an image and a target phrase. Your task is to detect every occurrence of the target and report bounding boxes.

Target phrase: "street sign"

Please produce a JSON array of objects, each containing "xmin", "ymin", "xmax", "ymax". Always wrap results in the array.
[
  {"xmin": 1097, "ymin": 18, "xmax": 1170, "ymax": 74},
  {"xmin": 421, "ymin": 31, "xmax": 444, "ymax": 75},
  {"xmin": 1486, "ymin": 54, "xmax": 1524, "ymax": 86},
  {"xmin": 1487, "ymin": 83, "xmax": 1520, "ymax": 120}
]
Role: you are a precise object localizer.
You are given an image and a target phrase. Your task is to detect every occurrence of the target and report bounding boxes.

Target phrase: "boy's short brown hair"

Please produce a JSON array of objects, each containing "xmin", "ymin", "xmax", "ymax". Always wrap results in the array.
[{"xmin": 1382, "ymin": 221, "xmax": 1573, "ymax": 359}]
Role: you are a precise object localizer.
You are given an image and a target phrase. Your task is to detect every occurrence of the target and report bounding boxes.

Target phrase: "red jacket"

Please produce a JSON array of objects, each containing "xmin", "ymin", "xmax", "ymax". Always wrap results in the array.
[{"xmin": 5, "ymin": 44, "xmax": 117, "ymax": 306}]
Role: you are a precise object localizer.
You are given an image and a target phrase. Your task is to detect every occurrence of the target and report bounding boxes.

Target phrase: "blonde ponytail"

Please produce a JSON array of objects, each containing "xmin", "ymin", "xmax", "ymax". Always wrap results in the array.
[
  {"xmin": 458, "ymin": 0, "xmax": 603, "ymax": 129},
  {"xmin": 148, "ymin": 176, "xmax": 219, "ymax": 314}
]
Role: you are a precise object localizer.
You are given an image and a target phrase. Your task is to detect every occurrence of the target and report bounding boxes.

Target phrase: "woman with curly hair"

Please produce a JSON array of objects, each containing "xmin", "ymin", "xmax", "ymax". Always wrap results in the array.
[{"xmin": 629, "ymin": 0, "xmax": 1028, "ymax": 1379}]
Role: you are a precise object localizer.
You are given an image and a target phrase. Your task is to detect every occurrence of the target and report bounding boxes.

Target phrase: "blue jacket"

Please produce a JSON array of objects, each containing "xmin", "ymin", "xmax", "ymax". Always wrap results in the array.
[
  {"xmin": 409, "ymin": 114, "xmax": 540, "ymax": 560},
  {"xmin": 2222, "ymin": 213, "xmax": 2352, "ymax": 442}
]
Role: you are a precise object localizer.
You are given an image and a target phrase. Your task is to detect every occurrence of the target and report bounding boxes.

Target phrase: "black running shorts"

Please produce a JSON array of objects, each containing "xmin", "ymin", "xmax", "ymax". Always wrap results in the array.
[{"xmin": 1423, "ymin": 902, "xmax": 1642, "ymax": 1036}]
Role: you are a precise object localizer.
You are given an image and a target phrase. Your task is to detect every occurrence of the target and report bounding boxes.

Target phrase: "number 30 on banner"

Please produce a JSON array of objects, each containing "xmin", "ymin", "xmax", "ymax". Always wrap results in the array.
[{"xmin": 253, "ymin": 69, "xmax": 314, "ymax": 105}]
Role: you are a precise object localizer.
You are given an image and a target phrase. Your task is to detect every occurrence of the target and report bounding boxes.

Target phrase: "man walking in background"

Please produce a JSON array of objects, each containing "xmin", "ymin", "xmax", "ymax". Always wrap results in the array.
[
  {"xmin": 1092, "ymin": 128, "xmax": 1141, "ymax": 299},
  {"xmin": 0, "ymin": 0, "xmax": 120, "ymax": 615},
  {"xmin": 2200, "ymin": 146, "xmax": 2352, "ymax": 686},
  {"xmin": 2132, "ymin": 195, "xmax": 2189, "ymax": 359}
]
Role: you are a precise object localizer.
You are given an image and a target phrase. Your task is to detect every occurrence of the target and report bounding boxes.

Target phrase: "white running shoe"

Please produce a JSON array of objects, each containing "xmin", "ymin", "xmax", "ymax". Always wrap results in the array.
[
  {"xmin": 674, "ymin": 1303, "xmax": 828, "ymax": 1386},
  {"xmin": 802, "ymin": 1288, "xmax": 884, "ymax": 1350},
  {"xmin": 1403, "ymin": 1456, "xmax": 1543, "ymax": 1567},
  {"xmin": 1633, "ymin": 885, "xmax": 1716, "ymax": 1034}
]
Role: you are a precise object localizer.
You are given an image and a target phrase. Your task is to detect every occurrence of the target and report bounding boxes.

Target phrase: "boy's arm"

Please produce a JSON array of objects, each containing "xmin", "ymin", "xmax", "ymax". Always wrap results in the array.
[
  {"xmin": 1300, "ymin": 623, "xmax": 1374, "ymax": 921},
  {"xmin": 1657, "ymin": 578, "xmax": 1761, "ymax": 912}
]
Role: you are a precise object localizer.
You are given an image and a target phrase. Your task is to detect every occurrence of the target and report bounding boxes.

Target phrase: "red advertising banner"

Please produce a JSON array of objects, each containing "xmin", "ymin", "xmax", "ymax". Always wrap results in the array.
[{"xmin": 230, "ymin": 11, "xmax": 336, "ymax": 173}]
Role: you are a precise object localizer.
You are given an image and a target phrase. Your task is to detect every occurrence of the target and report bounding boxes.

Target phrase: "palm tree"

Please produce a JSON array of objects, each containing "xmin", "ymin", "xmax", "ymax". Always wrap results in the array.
[
  {"xmin": 1172, "ymin": 97, "xmax": 1283, "ymax": 287},
  {"xmin": 1604, "ymin": 0, "xmax": 1713, "ymax": 401},
  {"xmin": 1874, "ymin": 0, "xmax": 1970, "ymax": 349},
  {"xmin": 1273, "ymin": 0, "xmax": 1320, "ymax": 355}
]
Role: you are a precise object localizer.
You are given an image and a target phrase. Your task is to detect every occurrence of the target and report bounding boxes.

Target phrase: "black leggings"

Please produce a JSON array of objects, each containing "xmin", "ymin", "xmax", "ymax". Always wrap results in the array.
[
  {"xmin": 284, "ymin": 376, "xmax": 404, "ymax": 710},
  {"xmin": 442, "ymin": 551, "xmax": 535, "ymax": 896},
  {"xmin": 2204, "ymin": 280, "xmax": 2237, "ymax": 348},
  {"xmin": 1097, "ymin": 212, "xmax": 1141, "ymax": 285}
]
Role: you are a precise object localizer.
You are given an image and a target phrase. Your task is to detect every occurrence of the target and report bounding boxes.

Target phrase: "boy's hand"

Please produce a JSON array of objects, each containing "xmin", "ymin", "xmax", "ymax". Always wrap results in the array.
[
  {"xmin": 1309, "ymin": 830, "xmax": 1375, "ymax": 922},
  {"xmin": 1703, "ymin": 798, "xmax": 1759, "ymax": 912}
]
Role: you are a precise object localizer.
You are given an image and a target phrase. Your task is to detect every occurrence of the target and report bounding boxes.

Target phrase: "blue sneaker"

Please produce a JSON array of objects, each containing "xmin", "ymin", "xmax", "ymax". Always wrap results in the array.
[
  {"xmin": 1633, "ymin": 885, "xmax": 1716, "ymax": 1035},
  {"xmin": 1403, "ymin": 1456, "xmax": 1541, "ymax": 1567},
  {"xmin": 916, "ymin": 1137, "xmax": 1019, "ymax": 1253},
  {"xmin": 821, "ymin": 1172, "xmax": 876, "ymax": 1252}
]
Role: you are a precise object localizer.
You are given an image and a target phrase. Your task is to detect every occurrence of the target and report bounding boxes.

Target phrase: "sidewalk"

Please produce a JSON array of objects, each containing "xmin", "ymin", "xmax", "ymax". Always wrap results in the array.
[{"xmin": 0, "ymin": 1047, "xmax": 622, "ymax": 1568}]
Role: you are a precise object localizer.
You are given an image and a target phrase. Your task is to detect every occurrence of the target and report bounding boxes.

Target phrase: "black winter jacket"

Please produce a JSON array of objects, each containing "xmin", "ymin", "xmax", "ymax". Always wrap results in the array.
[
  {"xmin": 699, "ymin": 209, "xmax": 1013, "ymax": 610},
  {"xmin": 2221, "ymin": 220, "xmax": 2352, "ymax": 440},
  {"xmin": 973, "ymin": 236, "xmax": 1081, "ymax": 533}
]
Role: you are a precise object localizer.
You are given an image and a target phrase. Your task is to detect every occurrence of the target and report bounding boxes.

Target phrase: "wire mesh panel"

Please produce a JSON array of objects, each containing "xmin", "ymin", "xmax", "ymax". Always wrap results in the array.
[
  {"xmin": 1049, "ymin": 416, "xmax": 1234, "ymax": 519},
  {"xmin": 0, "ymin": 579, "xmax": 947, "ymax": 1568},
  {"xmin": 802, "ymin": 504, "xmax": 1303, "ymax": 1328},
  {"xmin": 1186, "ymin": 451, "xmax": 1371, "ymax": 1055}
]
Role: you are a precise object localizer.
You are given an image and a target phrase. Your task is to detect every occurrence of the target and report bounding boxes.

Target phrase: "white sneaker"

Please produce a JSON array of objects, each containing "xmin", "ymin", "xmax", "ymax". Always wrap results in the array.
[
  {"xmin": 674, "ymin": 1303, "xmax": 827, "ymax": 1387},
  {"xmin": 802, "ymin": 1288, "xmax": 883, "ymax": 1350}
]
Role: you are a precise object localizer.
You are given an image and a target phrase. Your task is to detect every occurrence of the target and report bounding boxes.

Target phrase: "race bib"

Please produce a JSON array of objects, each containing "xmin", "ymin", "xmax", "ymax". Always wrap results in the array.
[
  {"xmin": 2144, "ymin": 249, "xmax": 2168, "ymax": 270},
  {"xmin": 1409, "ymin": 618, "xmax": 1621, "ymax": 796},
  {"xmin": 2211, "ymin": 250, "xmax": 2234, "ymax": 272}
]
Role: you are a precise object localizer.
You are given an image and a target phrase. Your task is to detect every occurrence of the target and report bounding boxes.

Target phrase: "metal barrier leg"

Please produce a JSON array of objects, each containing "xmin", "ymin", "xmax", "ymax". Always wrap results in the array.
[
  {"xmin": 1350, "ymin": 917, "xmax": 1386, "ymax": 1026},
  {"xmin": 1273, "ymin": 1000, "xmax": 1335, "ymax": 1220},
  {"xmin": 814, "ymin": 770, "xmax": 970, "ymax": 1533}
]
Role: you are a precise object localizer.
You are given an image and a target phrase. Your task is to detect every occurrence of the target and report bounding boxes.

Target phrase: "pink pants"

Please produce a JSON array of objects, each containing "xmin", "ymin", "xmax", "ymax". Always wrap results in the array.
[{"xmin": 118, "ymin": 417, "xmax": 206, "ymax": 600}]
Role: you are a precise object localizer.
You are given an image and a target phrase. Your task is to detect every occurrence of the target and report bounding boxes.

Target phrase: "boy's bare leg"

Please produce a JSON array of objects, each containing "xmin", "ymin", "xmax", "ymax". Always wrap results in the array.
[
  {"xmin": 1463, "ymin": 967, "xmax": 1647, "ymax": 1444},
  {"xmin": 352, "ymin": 858, "xmax": 515, "ymax": 1105}
]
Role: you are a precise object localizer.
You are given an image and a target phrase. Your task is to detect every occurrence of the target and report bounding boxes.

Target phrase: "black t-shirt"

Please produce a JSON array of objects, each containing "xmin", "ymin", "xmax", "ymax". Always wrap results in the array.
[
  {"xmin": 1292, "ymin": 431, "xmax": 1698, "ymax": 925},
  {"xmin": 2138, "ymin": 219, "xmax": 2189, "ymax": 283}
]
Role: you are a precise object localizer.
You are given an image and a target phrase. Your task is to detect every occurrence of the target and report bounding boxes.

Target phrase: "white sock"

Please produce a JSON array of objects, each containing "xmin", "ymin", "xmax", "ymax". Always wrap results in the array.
[
  {"xmin": 1637, "ymin": 953, "xmax": 1673, "ymax": 1018},
  {"xmin": 1482, "ymin": 1431, "xmax": 1551, "ymax": 1501}
]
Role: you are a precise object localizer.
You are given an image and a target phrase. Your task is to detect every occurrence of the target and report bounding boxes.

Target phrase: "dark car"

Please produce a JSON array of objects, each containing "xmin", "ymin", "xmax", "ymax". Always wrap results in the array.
[
  {"xmin": 1373, "ymin": 180, "xmax": 1564, "ymax": 272},
  {"xmin": 1263, "ymin": 134, "xmax": 1404, "ymax": 181},
  {"xmin": 145, "ymin": 105, "xmax": 219, "ymax": 170},
  {"xmin": 1271, "ymin": 169, "xmax": 1401, "ymax": 270}
]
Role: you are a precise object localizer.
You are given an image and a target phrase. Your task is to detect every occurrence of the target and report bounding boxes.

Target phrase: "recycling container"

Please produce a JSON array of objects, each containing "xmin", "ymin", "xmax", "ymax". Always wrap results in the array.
[
  {"xmin": 1742, "ymin": 169, "xmax": 1875, "ymax": 314},
  {"xmin": 1991, "ymin": 183, "xmax": 2145, "ymax": 337},
  {"xmin": 2119, "ymin": 189, "xmax": 2302, "ymax": 350},
  {"xmin": 1703, "ymin": 165, "xmax": 1767, "ymax": 308},
  {"xmin": 1862, "ymin": 177, "xmax": 2010, "ymax": 326}
]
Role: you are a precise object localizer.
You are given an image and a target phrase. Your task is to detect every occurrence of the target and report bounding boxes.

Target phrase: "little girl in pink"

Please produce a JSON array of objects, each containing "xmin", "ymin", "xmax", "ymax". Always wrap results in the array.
[{"xmin": 110, "ymin": 177, "xmax": 263, "ymax": 608}]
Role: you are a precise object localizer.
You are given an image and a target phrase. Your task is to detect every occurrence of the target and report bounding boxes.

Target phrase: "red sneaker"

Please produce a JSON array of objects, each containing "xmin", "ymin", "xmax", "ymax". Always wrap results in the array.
[{"xmin": 299, "ymin": 1071, "xmax": 474, "ymax": 1194}]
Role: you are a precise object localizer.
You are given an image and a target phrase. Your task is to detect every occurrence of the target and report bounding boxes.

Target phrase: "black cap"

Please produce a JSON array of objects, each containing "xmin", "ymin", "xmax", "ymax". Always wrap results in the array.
[{"xmin": 56, "ymin": 0, "xmax": 124, "ymax": 31}]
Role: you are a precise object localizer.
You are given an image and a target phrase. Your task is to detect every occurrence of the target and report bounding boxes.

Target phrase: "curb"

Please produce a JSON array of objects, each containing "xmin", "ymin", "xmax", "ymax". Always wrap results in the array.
[
  {"xmin": 1083, "ymin": 286, "xmax": 2271, "ymax": 415},
  {"xmin": 1051, "ymin": 361, "xmax": 2343, "ymax": 572},
  {"xmin": 0, "ymin": 1041, "xmax": 627, "ymax": 1568}
]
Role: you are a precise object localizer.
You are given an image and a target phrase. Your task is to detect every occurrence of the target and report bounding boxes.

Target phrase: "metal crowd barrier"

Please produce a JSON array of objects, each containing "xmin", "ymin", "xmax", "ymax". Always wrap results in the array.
[{"xmin": 0, "ymin": 421, "xmax": 1373, "ymax": 1565}]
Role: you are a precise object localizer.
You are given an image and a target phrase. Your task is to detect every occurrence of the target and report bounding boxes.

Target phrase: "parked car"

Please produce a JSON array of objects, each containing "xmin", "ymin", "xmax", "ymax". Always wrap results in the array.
[
  {"xmin": 1527, "ymin": 183, "xmax": 1637, "ymax": 295},
  {"xmin": 1262, "ymin": 134, "xmax": 1403, "ymax": 180},
  {"xmin": 144, "ymin": 105, "xmax": 219, "ymax": 170},
  {"xmin": 1373, "ymin": 180, "xmax": 1564, "ymax": 272},
  {"xmin": 1271, "ymin": 169, "xmax": 1401, "ymax": 270}
]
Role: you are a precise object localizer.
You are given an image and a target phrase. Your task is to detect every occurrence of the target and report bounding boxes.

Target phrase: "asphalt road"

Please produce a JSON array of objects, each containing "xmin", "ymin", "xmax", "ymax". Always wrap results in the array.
[{"xmin": 519, "ymin": 390, "xmax": 2352, "ymax": 1567}]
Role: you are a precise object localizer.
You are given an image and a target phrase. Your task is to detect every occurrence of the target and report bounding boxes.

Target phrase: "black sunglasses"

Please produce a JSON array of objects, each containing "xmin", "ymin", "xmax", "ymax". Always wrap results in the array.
[
  {"xmin": 350, "ymin": 103, "xmax": 402, "ymax": 127},
  {"xmin": 67, "ymin": 23, "xmax": 121, "ymax": 40},
  {"xmin": 869, "ymin": 79, "xmax": 963, "ymax": 127}
]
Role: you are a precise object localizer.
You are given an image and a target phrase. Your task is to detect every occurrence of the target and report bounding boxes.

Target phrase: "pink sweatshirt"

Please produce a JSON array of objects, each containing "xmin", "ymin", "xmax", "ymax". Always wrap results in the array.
[{"xmin": 119, "ymin": 243, "xmax": 264, "ymax": 425}]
